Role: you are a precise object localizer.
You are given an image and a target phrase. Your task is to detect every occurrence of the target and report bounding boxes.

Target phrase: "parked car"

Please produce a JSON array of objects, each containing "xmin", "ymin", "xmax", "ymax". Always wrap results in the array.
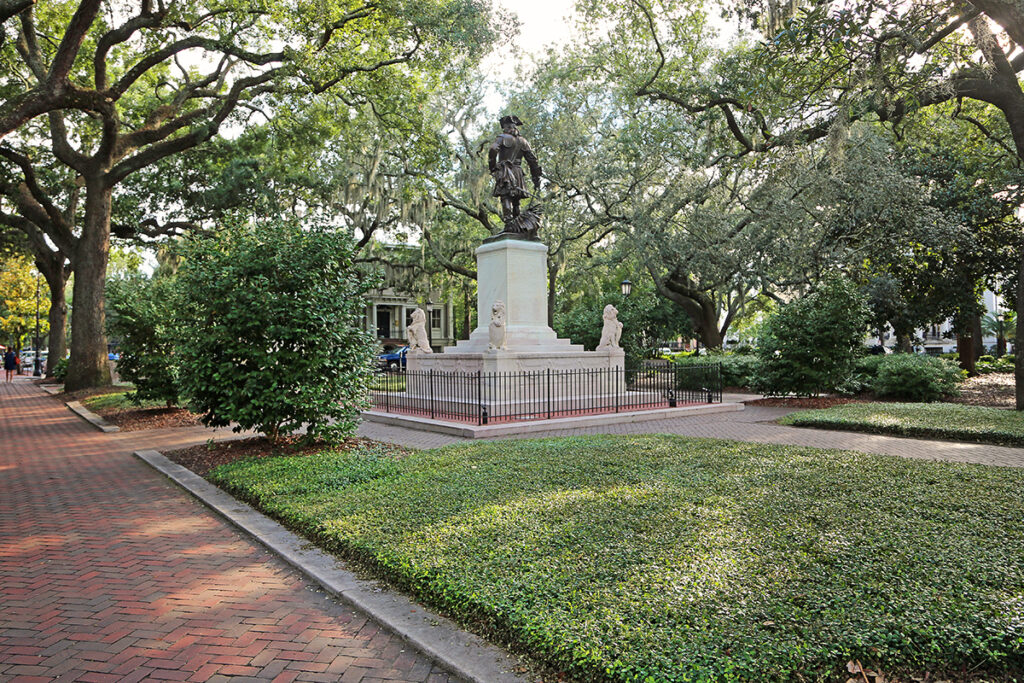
[{"xmin": 378, "ymin": 346, "xmax": 409, "ymax": 371}]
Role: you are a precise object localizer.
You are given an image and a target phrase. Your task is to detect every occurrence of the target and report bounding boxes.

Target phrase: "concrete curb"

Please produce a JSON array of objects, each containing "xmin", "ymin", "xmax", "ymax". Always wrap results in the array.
[
  {"xmin": 40, "ymin": 384, "xmax": 62, "ymax": 395},
  {"xmin": 67, "ymin": 400, "xmax": 120, "ymax": 432},
  {"xmin": 364, "ymin": 401, "xmax": 744, "ymax": 438},
  {"xmin": 134, "ymin": 448, "xmax": 531, "ymax": 683}
]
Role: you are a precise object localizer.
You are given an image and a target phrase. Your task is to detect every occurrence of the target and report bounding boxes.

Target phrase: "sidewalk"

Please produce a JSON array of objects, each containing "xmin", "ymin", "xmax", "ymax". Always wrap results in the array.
[
  {"xmin": 0, "ymin": 377, "xmax": 462, "ymax": 682},
  {"xmin": 358, "ymin": 401, "xmax": 1024, "ymax": 469}
]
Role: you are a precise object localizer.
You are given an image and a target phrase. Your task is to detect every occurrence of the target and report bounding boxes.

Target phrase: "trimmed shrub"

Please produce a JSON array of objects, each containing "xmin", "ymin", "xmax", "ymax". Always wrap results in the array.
[
  {"xmin": 753, "ymin": 278, "xmax": 870, "ymax": 396},
  {"xmin": 175, "ymin": 220, "xmax": 378, "ymax": 441},
  {"xmin": 106, "ymin": 275, "xmax": 181, "ymax": 406},
  {"xmin": 674, "ymin": 352, "xmax": 758, "ymax": 389},
  {"xmin": 52, "ymin": 357, "xmax": 69, "ymax": 383},
  {"xmin": 872, "ymin": 353, "xmax": 963, "ymax": 401},
  {"xmin": 835, "ymin": 354, "xmax": 887, "ymax": 396}
]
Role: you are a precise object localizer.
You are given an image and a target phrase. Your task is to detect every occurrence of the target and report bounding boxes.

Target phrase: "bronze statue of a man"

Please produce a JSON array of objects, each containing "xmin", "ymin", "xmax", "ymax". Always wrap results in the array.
[{"xmin": 488, "ymin": 115, "xmax": 542, "ymax": 224}]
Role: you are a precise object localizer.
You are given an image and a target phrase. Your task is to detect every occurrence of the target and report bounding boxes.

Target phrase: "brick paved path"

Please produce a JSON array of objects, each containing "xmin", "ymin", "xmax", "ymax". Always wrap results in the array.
[
  {"xmin": 0, "ymin": 377, "xmax": 461, "ymax": 683},
  {"xmin": 358, "ymin": 400, "xmax": 1024, "ymax": 468}
]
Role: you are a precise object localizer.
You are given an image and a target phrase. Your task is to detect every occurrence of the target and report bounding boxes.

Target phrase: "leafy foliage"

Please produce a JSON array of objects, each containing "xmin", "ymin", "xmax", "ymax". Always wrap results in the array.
[
  {"xmin": 673, "ymin": 351, "xmax": 759, "ymax": 389},
  {"xmin": 754, "ymin": 278, "xmax": 870, "ymax": 396},
  {"xmin": 978, "ymin": 355, "xmax": 1015, "ymax": 374},
  {"xmin": 51, "ymin": 356, "xmax": 68, "ymax": 383},
  {"xmin": 555, "ymin": 288, "xmax": 692, "ymax": 364},
  {"xmin": 0, "ymin": 256, "xmax": 47, "ymax": 348},
  {"xmin": 872, "ymin": 354, "xmax": 964, "ymax": 402},
  {"xmin": 106, "ymin": 276, "xmax": 181, "ymax": 406},
  {"xmin": 210, "ymin": 434, "xmax": 1024, "ymax": 683},
  {"xmin": 175, "ymin": 220, "xmax": 378, "ymax": 441},
  {"xmin": 781, "ymin": 402, "xmax": 1024, "ymax": 448}
]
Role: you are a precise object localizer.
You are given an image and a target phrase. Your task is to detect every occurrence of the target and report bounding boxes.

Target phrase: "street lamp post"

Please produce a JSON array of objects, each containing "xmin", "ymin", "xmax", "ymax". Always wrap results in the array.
[
  {"xmin": 620, "ymin": 279, "xmax": 632, "ymax": 297},
  {"xmin": 33, "ymin": 271, "xmax": 41, "ymax": 376}
]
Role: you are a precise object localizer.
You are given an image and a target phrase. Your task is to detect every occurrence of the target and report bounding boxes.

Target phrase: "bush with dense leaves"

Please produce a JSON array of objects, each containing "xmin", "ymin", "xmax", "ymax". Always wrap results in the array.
[
  {"xmin": 106, "ymin": 276, "xmax": 181, "ymax": 406},
  {"xmin": 977, "ymin": 355, "xmax": 1015, "ymax": 374},
  {"xmin": 872, "ymin": 353, "xmax": 963, "ymax": 401},
  {"xmin": 52, "ymin": 357, "xmax": 69, "ymax": 383},
  {"xmin": 673, "ymin": 352, "xmax": 758, "ymax": 388},
  {"xmin": 175, "ymin": 220, "xmax": 377, "ymax": 441},
  {"xmin": 753, "ymin": 278, "xmax": 870, "ymax": 396},
  {"xmin": 835, "ymin": 354, "xmax": 888, "ymax": 395}
]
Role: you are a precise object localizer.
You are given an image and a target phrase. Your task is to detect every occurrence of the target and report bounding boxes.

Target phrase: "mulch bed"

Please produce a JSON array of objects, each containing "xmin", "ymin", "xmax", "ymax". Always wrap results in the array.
[
  {"xmin": 948, "ymin": 372, "xmax": 1015, "ymax": 409},
  {"xmin": 747, "ymin": 397, "xmax": 870, "ymax": 409},
  {"xmin": 48, "ymin": 385, "xmax": 203, "ymax": 431},
  {"xmin": 165, "ymin": 435, "xmax": 391, "ymax": 476},
  {"xmin": 101, "ymin": 407, "xmax": 202, "ymax": 432}
]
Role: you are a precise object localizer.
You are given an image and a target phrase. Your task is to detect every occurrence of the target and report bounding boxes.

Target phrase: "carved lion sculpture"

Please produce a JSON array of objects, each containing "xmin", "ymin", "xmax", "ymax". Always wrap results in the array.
[
  {"xmin": 596, "ymin": 304, "xmax": 623, "ymax": 350},
  {"xmin": 488, "ymin": 300, "xmax": 507, "ymax": 351},
  {"xmin": 407, "ymin": 308, "xmax": 433, "ymax": 353}
]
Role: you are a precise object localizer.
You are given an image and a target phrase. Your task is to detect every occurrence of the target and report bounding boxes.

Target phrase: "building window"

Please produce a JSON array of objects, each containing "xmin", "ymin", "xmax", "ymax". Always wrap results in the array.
[{"xmin": 431, "ymin": 308, "xmax": 443, "ymax": 330}]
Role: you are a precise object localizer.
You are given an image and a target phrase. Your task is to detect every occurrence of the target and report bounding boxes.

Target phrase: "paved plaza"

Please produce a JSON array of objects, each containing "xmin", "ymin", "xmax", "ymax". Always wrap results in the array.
[
  {"xmin": 4, "ymin": 377, "xmax": 1024, "ymax": 683},
  {"xmin": 358, "ymin": 397, "xmax": 1024, "ymax": 469}
]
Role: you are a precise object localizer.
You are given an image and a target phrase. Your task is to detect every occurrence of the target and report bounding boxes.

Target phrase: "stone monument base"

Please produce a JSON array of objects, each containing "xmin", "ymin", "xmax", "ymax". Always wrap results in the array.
[{"xmin": 406, "ymin": 348, "xmax": 623, "ymax": 375}]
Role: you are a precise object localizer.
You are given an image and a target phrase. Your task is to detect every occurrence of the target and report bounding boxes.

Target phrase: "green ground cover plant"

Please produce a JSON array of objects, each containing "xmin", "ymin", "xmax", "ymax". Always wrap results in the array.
[
  {"xmin": 209, "ymin": 435, "xmax": 1024, "ymax": 683},
  {"xmin": 781, "ymin": 402, "xmax": 1024, "ymax": 447}
]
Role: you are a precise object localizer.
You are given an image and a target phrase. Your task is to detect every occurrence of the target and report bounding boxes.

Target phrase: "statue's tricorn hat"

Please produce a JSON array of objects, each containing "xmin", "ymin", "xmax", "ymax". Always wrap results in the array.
[{"xmin": 500, "ymin": 115, "xmax": 523, "ymax": 127}]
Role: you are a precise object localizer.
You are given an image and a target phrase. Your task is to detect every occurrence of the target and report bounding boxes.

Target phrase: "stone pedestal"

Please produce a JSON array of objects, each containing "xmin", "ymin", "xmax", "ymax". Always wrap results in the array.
[
  {"xmin": 401, "ymin": 234, "xmax": 631, "ymax": 418},
  {"xmin": 408, "ymin": 235, "xmax": 623, "ymax": 376}
]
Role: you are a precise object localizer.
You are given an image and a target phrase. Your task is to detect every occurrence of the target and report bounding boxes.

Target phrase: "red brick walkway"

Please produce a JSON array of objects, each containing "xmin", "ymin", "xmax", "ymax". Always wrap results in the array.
[{"xmin": 0, "ymin": 377, "xmax": 461, "ymax": 682}]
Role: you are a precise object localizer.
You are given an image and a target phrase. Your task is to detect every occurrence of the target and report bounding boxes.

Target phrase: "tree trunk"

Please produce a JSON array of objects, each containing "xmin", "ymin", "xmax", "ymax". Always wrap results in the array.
[
  {"xmin": 64, "ymin": 181, "xmax": 112, "ymax": 391},
  {"xmin": 1016, "ymin": 253, "xmax": 1024, "ymax": 410},
  {"xmin": 43, "ymin": 271, "xmax": 67, "ymax": 377},
  {"xmin": 972, "ymin": 312, "xmax": 985, "ymax": 359},
  {"xmin": 958, "ymin": 329, "xmax": 977, "ymax": 377},
  {"xmin": 36, "ymin": 253, "xmax": 68, "ymax": 378},
  {"xmin": 697, "ymin": 308, "xmax": 724, "ymax": 349}
]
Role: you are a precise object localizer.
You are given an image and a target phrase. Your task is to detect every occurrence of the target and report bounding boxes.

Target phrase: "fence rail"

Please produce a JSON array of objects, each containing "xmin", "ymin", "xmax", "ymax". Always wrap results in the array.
[{"xmin": 370, "ymin": 363, "xmax": 721, "ymax": 425}]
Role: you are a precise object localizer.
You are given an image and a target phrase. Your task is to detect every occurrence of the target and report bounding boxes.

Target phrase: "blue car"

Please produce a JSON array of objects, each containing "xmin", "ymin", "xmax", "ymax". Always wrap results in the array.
[{"xmin": 378, "ymin": 346, "xmax": 409, "ymax": 371}]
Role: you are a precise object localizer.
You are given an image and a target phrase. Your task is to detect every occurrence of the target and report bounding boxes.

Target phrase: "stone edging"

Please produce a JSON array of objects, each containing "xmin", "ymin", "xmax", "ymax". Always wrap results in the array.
[
  {"xmin": 133, "ymin": 449, "xmax": 531, "ymax": 683},
  {"xmin": 67, "ymin": 400, "xmax": 120, "ymax": 432}
]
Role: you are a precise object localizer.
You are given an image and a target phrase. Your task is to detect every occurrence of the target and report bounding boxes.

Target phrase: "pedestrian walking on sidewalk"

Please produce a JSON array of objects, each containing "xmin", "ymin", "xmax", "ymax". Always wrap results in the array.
[{"xmin": 4, "ymin": 348, "xmax": 17, "ymax": 382}]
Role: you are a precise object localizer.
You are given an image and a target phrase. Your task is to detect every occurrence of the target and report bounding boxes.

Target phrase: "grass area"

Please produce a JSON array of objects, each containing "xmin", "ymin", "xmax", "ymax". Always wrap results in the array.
[
  {"xmin": 209, "ymin": 435, "xmax": 1024, "ymax": 682},
  {"xmin": 780, "ymin": 402, "xmax": 1024, "ymax": 447},
  {"xmin": 80, "ymin": 387, "xmax": 167, "ymax": 413}
]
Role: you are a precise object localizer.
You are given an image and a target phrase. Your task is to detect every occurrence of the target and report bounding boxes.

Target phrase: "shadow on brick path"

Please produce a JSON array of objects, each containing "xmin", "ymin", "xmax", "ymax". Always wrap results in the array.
[{"xmin": 0, "ymin": 377, "xmax": 462, "ymax": 682}]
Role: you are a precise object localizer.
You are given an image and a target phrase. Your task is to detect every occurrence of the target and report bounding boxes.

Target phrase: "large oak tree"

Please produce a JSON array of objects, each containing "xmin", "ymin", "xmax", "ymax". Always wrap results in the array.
[{"xmin": 0, "ymin": 0, "xmax": 496, "ymax": 390}]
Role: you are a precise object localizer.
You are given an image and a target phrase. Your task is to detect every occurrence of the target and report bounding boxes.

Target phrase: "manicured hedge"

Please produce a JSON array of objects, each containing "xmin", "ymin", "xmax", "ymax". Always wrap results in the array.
[
  {"xmin": 210, "ymin": 435, "xmax": 1024, "ymax": 683},
  {"xmin": 781, "ymin": 402, "xmax": 1024, "ymax": 447}
]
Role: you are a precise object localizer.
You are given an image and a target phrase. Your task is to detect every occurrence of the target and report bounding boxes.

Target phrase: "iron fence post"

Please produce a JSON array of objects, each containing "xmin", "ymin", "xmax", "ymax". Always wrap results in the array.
[
  {"xmin": 615, "ymin": 368, "xmax": 620, "ymax": 413},
  {"xmin": 429, "ymin": 369, "xmax": 435, "ymax": 420},
  {"xmin": 547, "ymin": 368, "xmax": 552, "ymax": 419}
]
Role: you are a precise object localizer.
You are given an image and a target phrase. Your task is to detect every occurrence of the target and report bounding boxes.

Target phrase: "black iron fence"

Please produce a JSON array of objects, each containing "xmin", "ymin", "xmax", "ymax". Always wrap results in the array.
[{"xmin": 369, "ymin": 363, "xmax": 721, "ymax": 425}]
